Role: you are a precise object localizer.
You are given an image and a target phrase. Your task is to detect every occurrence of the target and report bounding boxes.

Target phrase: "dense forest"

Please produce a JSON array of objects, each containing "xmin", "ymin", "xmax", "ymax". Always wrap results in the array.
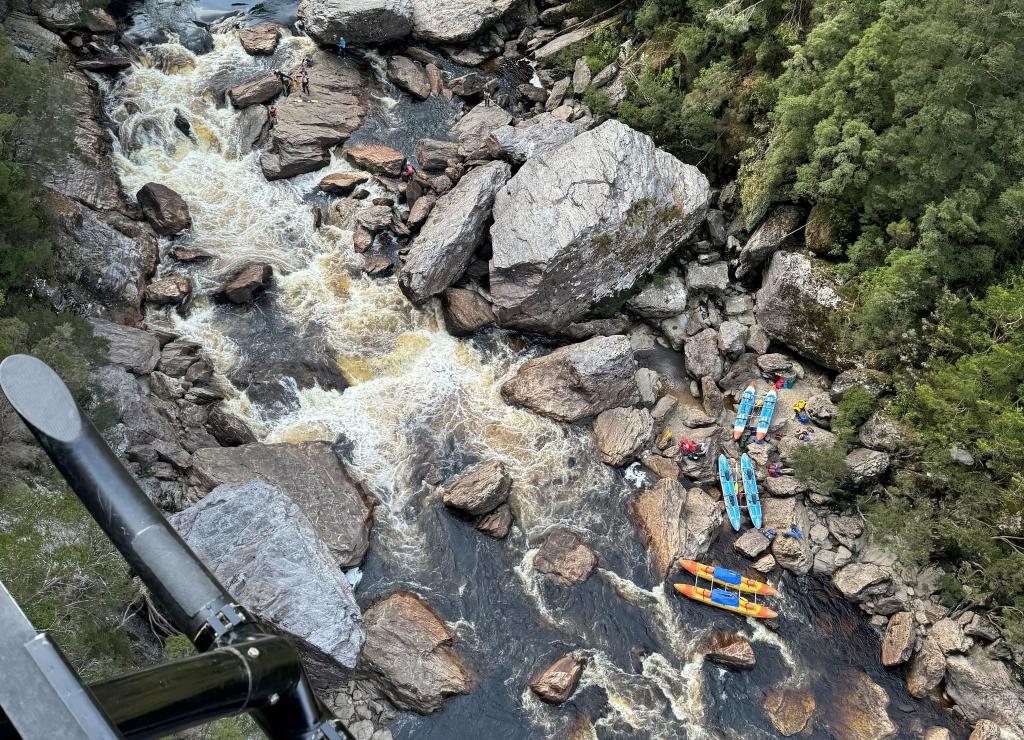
[{"xmin": 569, "ymin": 0, "xmax": 1024, "ymax": 647}]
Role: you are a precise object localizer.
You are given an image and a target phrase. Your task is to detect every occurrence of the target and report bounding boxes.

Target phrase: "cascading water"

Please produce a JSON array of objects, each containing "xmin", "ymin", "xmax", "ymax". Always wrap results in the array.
[{"xmin": 97, "ymin": 22, "xmax": 962, "ymax": 739}]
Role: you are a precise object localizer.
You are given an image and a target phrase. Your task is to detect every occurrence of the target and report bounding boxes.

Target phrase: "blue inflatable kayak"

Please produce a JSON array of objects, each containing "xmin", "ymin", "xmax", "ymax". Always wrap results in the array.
[
  {"xmin": 756, "ymin": 389, "xmax": 778, "ymax": 441},
  {"xmin": 719, "ymin": 454, "xmax": 741, "ymax": 531},
  {"xmin": 741, "ymin": 453, "xmax": 763, "ymax": 529},
  {"xmin": 733, "ymin": 383, "xmax": 756, "ymax": 440}
]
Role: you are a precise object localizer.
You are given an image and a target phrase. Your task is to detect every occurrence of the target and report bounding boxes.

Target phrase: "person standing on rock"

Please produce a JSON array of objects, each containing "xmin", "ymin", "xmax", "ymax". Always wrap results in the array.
[
  {"xmin": 268, "ymin": 104, "xmax": 277, "ymax": 124},
  {"xmin": 300, "ymin": 69, "xmax": 310, "ymax": 96},
  {"xmin": 337, "ymin": 36, "xmax": 347, "ymax": 57},
  {"xmin": 275, "ymin": 70, "xmax": 290, "ymax": 97}
]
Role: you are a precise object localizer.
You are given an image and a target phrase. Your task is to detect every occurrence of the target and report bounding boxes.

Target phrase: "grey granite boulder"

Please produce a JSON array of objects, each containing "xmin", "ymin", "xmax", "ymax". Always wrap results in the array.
[
  {"xmin": 298, "ymin": 0, "xmax": 414, "ymax": 44},
  {"xmin": 489, "ymin": 120, "xmax": 710, "ymax": 332},
  {"xmin": 399, "ymin": 161, "xmax": 511, "ymax": 302},
  {"xmin": 191, "ymin": 441, "xmax": 373, "ymax": 567},
  {"xmin": 170, "ymin": 481, "xmax": 364, "ymax": 677},
  {"xmin": 501, "ymin": 335, "xmax": 640, "ymax": 422},
  {"xmin": 487, "ymin": 113, "xmax": 580, "ymax": 164}
]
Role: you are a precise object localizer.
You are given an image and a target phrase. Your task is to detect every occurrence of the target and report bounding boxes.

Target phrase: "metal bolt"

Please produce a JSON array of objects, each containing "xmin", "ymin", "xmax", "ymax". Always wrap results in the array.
[
  {"xmin": 247, "ymin": 647, "xmax": 260, "ymax": 658},
  {"xmin": 268, "ymin": 693, "xmax": 279, "ymax": 706}
]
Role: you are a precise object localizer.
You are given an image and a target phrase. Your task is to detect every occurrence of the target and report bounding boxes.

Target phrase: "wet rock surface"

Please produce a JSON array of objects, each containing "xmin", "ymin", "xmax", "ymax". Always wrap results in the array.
[
  {"xmin": 632, "ymin": 479, "xmax": 721, "ymax": 577},
  {"xmin": 440, "ymin": 460, "xmax": 511, "ymax": 516},
  {"xmin": 136, "ymin": 182, "xmax": 191, "ymax": 235},
  {"xmin": 298, "ymin": 0, "xmax": 414, "ymax": 45},
  {"xmin": 703, "ymin": 632, "xmax": 755, "ymax": 670}
]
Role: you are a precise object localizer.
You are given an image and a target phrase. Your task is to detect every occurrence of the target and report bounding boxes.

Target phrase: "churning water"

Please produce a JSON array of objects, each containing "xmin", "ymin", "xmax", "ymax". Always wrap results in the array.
[{"xmin": 97, "ymin": 23, "xmax": 962, "ymax": 738}]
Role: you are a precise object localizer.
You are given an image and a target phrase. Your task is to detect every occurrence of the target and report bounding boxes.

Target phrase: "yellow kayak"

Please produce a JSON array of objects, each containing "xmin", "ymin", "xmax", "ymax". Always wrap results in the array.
[
  {"xmin": 674, "ymin": 584, "xmax": 778, "ymax": 619},
  {"xmin": 677, "ymin": 559, "xmax": 777, "ymax": 596}
]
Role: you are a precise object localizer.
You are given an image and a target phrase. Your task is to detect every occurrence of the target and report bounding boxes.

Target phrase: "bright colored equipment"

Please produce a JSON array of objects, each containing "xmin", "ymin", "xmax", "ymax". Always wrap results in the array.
[
  {"xmin": 673, "ymin": 584, "xmax": 778, "ymax": 619},
  {"xmin": 718, "ymin": 454, "xmax": 741, "ymax": 531},
  {"xmin": 740, "ymin": 453, "xmax": 763, "ymax": 529},
  {"xmin": 677, "ymin": 560, "xmax": 776, "ymax": 596},
  {"xmin": 733, "ymin": 383, "xmax": 756, "ymax": 440},
  {"xmin": 756, "ymin": 389, "xmax": 778, "ymax": 441}
]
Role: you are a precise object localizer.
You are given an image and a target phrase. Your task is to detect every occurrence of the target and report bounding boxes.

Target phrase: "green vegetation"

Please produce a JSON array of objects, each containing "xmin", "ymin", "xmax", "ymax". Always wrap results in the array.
[
  {"xmin": 832, "ymin": 386, "xmax": 877, "ymax": 445},
  {"xmin": 792, "ymin": 443, "xmax": 849, "ymax": 498}
]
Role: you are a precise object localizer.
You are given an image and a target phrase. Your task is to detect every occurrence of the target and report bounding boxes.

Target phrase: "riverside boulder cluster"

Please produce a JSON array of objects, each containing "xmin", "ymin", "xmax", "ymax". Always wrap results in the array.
[{"xmin": 5, "ymin": 0, "xmax": 1022, "ymax": 737}]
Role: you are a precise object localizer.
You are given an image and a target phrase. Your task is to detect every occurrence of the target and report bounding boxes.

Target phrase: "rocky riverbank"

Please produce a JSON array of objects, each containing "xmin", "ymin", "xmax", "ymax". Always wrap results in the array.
[{"xmin": 4, "ymin": 0, "xmax": 1023, "ymax": 737}]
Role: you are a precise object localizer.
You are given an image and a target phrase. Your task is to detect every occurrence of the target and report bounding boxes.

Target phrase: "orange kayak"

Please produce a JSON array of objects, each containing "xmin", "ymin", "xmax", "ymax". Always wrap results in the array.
[
  {"xmin": 677, "ymin": 559, "xmax": 777, "ymax": 596},
  {"xmin": 674, "ymin": 583, "xmax": 778, "ymax": 619}
]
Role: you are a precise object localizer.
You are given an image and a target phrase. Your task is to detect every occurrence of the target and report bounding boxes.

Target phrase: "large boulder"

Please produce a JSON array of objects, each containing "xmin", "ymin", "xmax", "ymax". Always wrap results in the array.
[
  {"xmin": 136, "ymin": 183, "xmax": 191, "ymax": 235},
  {"xmin": 170, "ymin": 482, "xmax": 364, "ymax": 678},
  {"xmin": 529, "ymin": 654, "xmax": 585, "ymax": 704},
  {"xmin": 833, "ymin": 563, "xmax": 893, "ymax": 603},
  {"xmin": 684, "ymin": 328, "xmax": 723, "ymax": 381},
  {"xmin": 881, "ymin": 611, "xmax": 915, "ymax": 666},
  {"xmin": 906, "ymin": 637, "xmax": 947, "ymax": 699},
  {"xmin": 387, "ymin": 55, "xmax": 431, "ymax": 100},
  {"xmin": 344, "ymin": 143, "xmax": 407, "ymax": 177},
  {"xmin": 227, "ymin": 73, "xmax": 280, "ymax": 108},
  {"xmin": 755, "ymin": 251, "xmax": 851, "ymax": 370},
  {"xmin": 238, "ymin": 23, "xmax": 281, "ymax": 55},
  {"xmin": 410, "ymin": 0, "xmax": 508, "ymax": 42},
  {"xmin": 533, "ymin": 528, "xmax": 597, "ymax": 585},
  {"xmin": 489, "ymin": 120, "xmax": 711, "ymax": 332},
  {"xmin": 88, "ymin": 318, "xmax": 160, "ymax": 374},
  {"xmin": 298, "ymin": 0, "xmax": 414, "ymax": 44},
  {"xmin": 441, "ymin": 460, "xmax": 511, "ymax": 516},
  {"xmin": 501, "ymin": 335, "xmax": 640, "ymax": 423},
  {"xmin": 625, "ymin": 271, "xmax": 687, "ymax": 319},
  {"xmin": 449, "ymin": 104, "xmax": 513, "ymax": 150},
  {"xmin": 486, "ymin": 113, "xmax": 580, "ymax": 165},
  {"xmin": 945, "ymin": 653, "xmax": 1024, "ymax": 737},
  {"xmin": 735, "ymin": 206, "xmax": 802, "ymax": 279},
  {"xmin": 261, "ymin": 57, "xmax": 367, "ymax": 179},
  {"xmin": 591, "ymin": 407, "xmax": 654, "ymax": 466},
  {"xmin": 358, "ymin": 592, "xmax": 472, "ymax": 713},
  {"xmin": 191, "ymin": 442, "xmax": 373, "ymax": 567},
  {"xmin": 441, "ymin": 288, "xmax": 495, "ymax": 336},
  {"xmin": 213, "ymin": 263, "xmax": 272, "ymax": 304},
  {"xmin": 399, "ymin": 161, "xmax": 511, "ymax": 302},
  {"xmin": 632, "ymin": 479, "xmax": 721, "ymax": 577},
  {"xmin": 846, "ymin": 447, "xmax": 891, "ymax": 485}
]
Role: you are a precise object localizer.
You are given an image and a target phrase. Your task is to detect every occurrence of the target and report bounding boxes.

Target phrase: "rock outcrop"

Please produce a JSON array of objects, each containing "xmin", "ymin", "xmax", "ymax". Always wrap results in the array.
[
  {"xmin": 833, "ymin": 563, "xmax": 893, "ymax": 603},
  {"xmin": 906, "ymin": 637, "xmax": 946, "ymax": 698},
  {"xmin": 410, "ymin": 0, "xmax": 508, "ymax": 42},
  {"xmin": 632, "ymin": 479, "xmax": 721, "ymax": 577},
  {"xmin": 591, "ymin": 407, "xmax": 654, "ymax": 466},
  {"xmin": 826, "ymin": 669, "xmax": 897, "ymax": 740},
  {"xmin": 945, "ymin": 653, "xmax": 1024, "ymax": 737},
  {"xmin": 529, "ymin": 654, "xmax": 585, "ymax": 704},
  {"xmin": 170, "ymin": 481, "xmax": 364, "ymax": 677},
  {"xmin": 441, "ymin": 460, "xmax": 511, "ymax": 516},
  {"xmin": 755, "ymin": 251, "xmax": 851, "ymax": 370},
  {"xmin": 298, "ymin": 0, "xmax": 414, "ymax": 44},
  {"xmin": 399, "ymin": 161, "xmax": 511, "ymax": 302},
  {"xmin": 136, "ymin": 182, "xmax": 191, "ymax": 235},
  {"xmin": 89, "ymin": 318, "xmax": 161, "ymax": 374},
  {"xmin": 344, "ymin": 144, "xmax": 406, "ymax": 176},
  {"xmin": 735, "ymin": 206, "xmax": 802, "ymax": 279},
  {"xmin": 489, "ymin": 120, "xmax": 710, "ymax": 332},
  {"xmin": 261, "ymin": 56, "xmax": 366, "ymax": 179},
  {"xmin": 487, "ymin": 113, "xmax": 579, "ymax": 165},
  {"xmin": 191, "ymin": 441, "xmax": 373, "ymax": 567},
  {"xmin": 501, "ymin": 335, "xmax": 640, "ymax": 422},
  {"xmin": 228, "ymin": 73, "xmax": 280, "ymax": 108},
  {"xmin": 387, "ymin": 55, "xmax": 431, "ymax": 100},
  {"xmin": 358, "ymin": 592, "xmax": 472, "ymax": 713}
]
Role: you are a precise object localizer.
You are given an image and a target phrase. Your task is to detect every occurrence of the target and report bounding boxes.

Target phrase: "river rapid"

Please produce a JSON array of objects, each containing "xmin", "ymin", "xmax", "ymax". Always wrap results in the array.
[{"xmin": 97, "ymin": 8, "xmax": 962, "ymax": 738}]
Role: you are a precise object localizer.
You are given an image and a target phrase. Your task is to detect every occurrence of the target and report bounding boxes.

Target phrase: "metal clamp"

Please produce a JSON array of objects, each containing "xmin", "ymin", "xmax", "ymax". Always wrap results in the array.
[{"xmin": 193, "ymin": 602, "xmax": 248, "ymax": 649}]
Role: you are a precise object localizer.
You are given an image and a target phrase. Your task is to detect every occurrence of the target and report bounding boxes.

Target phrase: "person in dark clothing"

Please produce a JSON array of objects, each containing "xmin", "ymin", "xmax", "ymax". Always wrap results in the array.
[
  {"xmin": 276, "ymin": 70, "xmax": 290, "ymax": 97},
  {"xmin": 268, "ymin": 105, "xmax": 277, "ymax": 123},
  {"xmin": 300, "ymin": 70, "xmax": 310, "ymax": 96}
]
